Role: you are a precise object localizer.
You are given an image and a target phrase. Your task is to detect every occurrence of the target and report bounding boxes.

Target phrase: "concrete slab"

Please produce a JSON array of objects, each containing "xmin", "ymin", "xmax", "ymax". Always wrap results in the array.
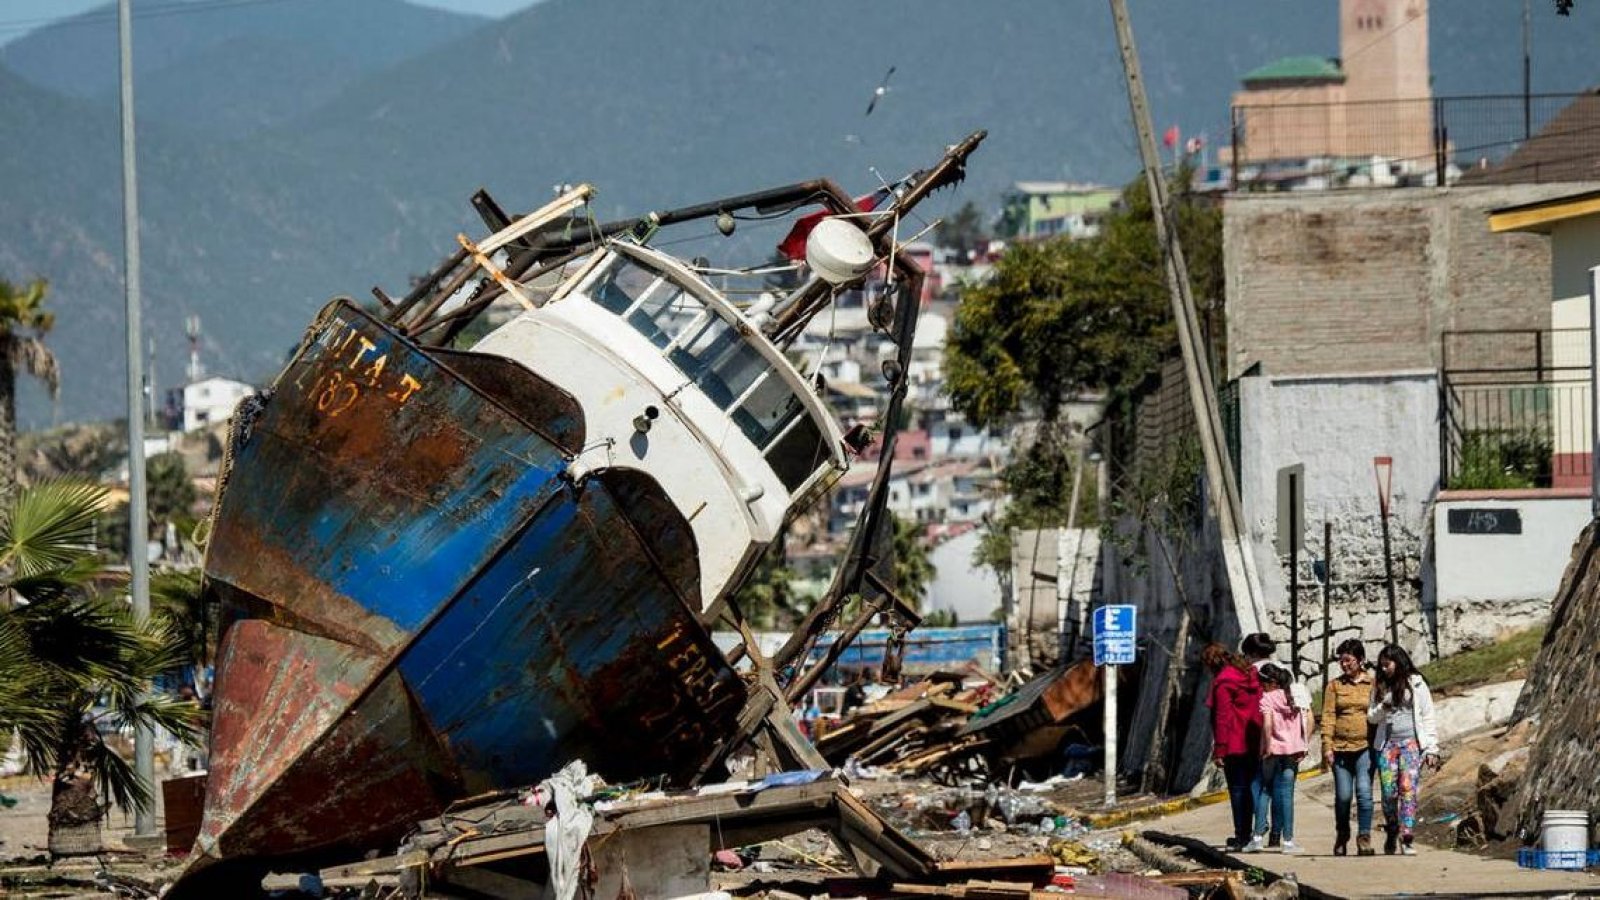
[{"xmin": 1141, "ymin": 771, "xmax": 1599, "ymax": 898}]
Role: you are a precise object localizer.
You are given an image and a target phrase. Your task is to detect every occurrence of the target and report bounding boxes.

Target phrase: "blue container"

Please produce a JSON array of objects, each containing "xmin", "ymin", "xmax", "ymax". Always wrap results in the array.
[{"xmin": 1516, "ymin": 848, "xmax": 1600, "ymax": 870}]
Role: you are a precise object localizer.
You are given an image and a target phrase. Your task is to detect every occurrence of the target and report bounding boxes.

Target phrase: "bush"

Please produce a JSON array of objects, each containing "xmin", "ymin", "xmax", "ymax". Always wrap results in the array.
[{"xmin": 1449, "ymin": 429, "xmax": 1552, "ymax": 490}]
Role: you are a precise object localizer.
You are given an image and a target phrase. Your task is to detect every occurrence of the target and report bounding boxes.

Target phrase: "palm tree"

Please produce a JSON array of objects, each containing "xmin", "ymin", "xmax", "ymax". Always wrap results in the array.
[
  {"xmin": 0, "ymin": 481, "xmax": 200, "ymax": 855},
  {"xmin": 0, "ymin": 277, "xmax": 62, "ymax": 503}
]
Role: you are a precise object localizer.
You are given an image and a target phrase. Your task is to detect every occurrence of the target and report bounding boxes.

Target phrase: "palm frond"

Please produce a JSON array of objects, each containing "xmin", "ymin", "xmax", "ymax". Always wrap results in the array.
[
  {"xmin": 12, "ymin": 597, "xmax": 143, "ymax": 690},
  {"xmin": 0, "ymin": 278, "xmax": 51, "ymax": 336},
  {"xmin": 0, "ymin": 614, "xmax": 58, "ymax": 757},
  {"xmin": 6, "ymin": 556, "xmax": 103, "ymax": 606},
  {"xmin": 0, "ymin": 480, "xmax": 107, "ymax": 578},
  {"xmin": 151, "ymin": 569, "xmax": 213, "ymax": 667},
  {"xmin": 12, "ymin": 339, "xmax": 61, "ymax": 397},
  {"xmin": 97, "ymin": 695, "xmax": 202, "ymax": 750},
  {"xmin": 83, "ymin": 735, "xmax": 151, "ymax": 813}
]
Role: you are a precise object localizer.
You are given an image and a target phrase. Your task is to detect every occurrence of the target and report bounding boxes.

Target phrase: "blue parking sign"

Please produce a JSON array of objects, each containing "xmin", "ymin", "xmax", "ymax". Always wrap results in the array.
[{"xmin": 1093, "ymin": 604, "xmax": 1137, "ymax": 666}]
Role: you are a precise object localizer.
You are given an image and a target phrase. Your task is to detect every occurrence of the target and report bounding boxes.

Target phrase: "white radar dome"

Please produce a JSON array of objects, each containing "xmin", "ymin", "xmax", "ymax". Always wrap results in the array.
[{"xmin": 805, "ymin": 218, "xmax": 875, "ymax": 285}]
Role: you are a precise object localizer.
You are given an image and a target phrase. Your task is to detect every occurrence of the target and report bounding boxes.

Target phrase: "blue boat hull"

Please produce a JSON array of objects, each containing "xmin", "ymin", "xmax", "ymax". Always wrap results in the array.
[{"xmin": 184, "ymin": 300, "xmax": 745, "ymax": 876}]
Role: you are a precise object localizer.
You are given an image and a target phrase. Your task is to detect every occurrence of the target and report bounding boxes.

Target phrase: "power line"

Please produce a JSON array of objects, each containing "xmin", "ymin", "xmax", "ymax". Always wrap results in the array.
[{"xmin": 0, "ymin": 0, "xmax": 307, "ymax": 40}]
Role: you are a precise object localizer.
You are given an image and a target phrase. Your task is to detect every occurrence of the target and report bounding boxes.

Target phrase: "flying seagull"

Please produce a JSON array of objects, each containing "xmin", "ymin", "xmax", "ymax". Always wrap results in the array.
[{"xmin": 865, "ymin": 66, "xmax": 896, "ymax": 116}]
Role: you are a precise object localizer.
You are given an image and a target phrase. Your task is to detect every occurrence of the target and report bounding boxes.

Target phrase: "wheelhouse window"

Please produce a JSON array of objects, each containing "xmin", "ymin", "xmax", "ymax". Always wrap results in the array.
[{"xmin": 580, "ymin": 249, "xmax": 837, "ymax": 493}]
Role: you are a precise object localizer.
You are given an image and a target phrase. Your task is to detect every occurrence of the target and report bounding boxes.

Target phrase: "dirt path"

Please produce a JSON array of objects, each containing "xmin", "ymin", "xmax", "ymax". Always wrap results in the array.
[{"xmin": 1142, "ymin": 771, "xmax": 1598, "ymax": 898}]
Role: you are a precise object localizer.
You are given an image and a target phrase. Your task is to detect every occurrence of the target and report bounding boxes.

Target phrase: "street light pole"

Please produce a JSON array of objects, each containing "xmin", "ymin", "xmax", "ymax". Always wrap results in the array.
[{"xmin": 117, "ymin": 0, "xmax": 156, "ymax": 839}]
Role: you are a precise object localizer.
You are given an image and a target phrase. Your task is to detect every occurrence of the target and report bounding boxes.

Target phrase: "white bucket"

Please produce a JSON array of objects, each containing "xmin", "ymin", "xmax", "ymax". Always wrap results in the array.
[{"xmin": 1541, "ymin": 809, "xmax": 1591, "ymax": 868}]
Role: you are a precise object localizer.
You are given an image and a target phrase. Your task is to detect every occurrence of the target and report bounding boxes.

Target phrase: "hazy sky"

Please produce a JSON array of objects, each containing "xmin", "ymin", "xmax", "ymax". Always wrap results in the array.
[{"xmin": 0, "ymin": 0, "xmax": 541, "ymax": 45}]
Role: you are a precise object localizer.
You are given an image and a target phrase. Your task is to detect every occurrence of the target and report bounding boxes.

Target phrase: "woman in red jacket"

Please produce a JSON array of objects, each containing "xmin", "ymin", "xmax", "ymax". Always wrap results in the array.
[{"xmin": 1205, "ymin": 642, "xmax": 1263, "ymax": 850}]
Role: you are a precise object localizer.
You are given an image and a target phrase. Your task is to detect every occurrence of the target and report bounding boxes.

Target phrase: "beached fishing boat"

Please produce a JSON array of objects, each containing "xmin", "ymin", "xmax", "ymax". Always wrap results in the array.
[{"xmin": 172, "ymin": 132, "xmax": 983, "ymax": 894}]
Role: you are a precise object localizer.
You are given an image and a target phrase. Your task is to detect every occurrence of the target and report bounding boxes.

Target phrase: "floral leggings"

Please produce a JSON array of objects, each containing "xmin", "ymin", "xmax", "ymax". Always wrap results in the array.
[{"xmin": 1376, "ymin": 738, "xmax": 1423, "ymax": 836}]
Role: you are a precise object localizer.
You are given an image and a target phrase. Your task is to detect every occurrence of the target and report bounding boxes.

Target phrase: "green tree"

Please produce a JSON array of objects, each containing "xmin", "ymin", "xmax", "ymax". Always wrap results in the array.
[
  {"xmin": 148, "ymin": 452, "xmax": 198, "ymax": 528},
  {"xmin": 0, "ymin": 278, "xmax": 61, "ymax": 503},
  {"xmin": 944, "ymin": 167, "xmax": 1220, "ymax": 430},
  {"xmin": 94, "ymin": 452, "xmax": 202, "ymax": 559},
  {"xmin": 947, "ymin": 169, "xmax": 1216, "ymax": 601},
  {"xmin": 890, "ymin": 512, "xmax": 935, "ymax": 604},
  {"xmin": 19, "ymin": 423, "xmax": 125, "ymax": 484},
  {"xmin": 939, "ymin": 201, "xmax": 990, "ymax": 260},
  {"xmin": 0, "ymin": 481, "xmax": 201, "ymax": 853},
  {"xmin": 728, "ymin": 539, "xmax": 805, "ymax": 630}
]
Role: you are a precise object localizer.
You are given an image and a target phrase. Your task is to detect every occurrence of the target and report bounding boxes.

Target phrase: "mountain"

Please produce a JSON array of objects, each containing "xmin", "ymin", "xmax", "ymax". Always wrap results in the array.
[
  {"xmin": 0, "ymin": 0, "xmax": 489, "ymax": 137},
  {"xmin": 0, "ymin": 62, "xmax": 437, "ymax": 426},
  {"xmin": 1, "ymin": 0, "xmax": 1598, "ymax": 426}
]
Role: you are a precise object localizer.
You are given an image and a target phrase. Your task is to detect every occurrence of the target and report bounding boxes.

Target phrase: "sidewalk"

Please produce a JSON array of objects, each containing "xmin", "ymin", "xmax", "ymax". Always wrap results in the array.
[{"xmin": 1139, "ymin": 772, "xmax": 1598, "ymax": 899}]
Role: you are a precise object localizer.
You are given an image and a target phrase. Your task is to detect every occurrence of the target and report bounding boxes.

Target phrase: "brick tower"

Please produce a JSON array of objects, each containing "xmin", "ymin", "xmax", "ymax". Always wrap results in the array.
[{"xmin": 1340, "ymin": 0, "xmax": 1432, "ymax": 158}]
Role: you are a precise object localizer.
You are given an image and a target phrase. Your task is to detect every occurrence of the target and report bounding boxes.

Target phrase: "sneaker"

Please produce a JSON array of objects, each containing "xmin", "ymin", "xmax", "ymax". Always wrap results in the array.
[
  {"xmin": 1384, "ymin": 828, "xmax": 1399, "ymax": 855},
  {"xmin": 1356, "ymin": 834, "xmax": 1375, "ymax": 856},
  {"xmin": 1242, "ymin": 835, "xmax": 1266, "ymax": 853},
  {"xmin": 1224, "ymin": 836, "xmax": 1246, "ymax": 851},
  {"xmin": 1281, "ymin": 840, "xmax": 1302, "ymax": 854},
  {"xmin": 1401, "ymin": 836, "xmax": 1417, "ymax": 856}
]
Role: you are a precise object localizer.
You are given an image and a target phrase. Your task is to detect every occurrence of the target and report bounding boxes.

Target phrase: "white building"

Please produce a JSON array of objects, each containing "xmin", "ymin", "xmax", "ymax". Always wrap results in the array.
[{"xmin": 183, "ymin": 376, "xmax": 255, "ymax": 433}]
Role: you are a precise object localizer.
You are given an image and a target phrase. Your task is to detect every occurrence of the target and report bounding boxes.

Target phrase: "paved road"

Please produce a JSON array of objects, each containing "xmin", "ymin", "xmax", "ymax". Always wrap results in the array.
[{"xmin": 1142, "ymin": 772, "xmax": 1598, "ymax": 899}]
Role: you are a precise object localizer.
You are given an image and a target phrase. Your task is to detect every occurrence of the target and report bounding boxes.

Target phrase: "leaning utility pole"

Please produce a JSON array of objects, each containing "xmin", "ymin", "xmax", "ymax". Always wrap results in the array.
[
  {"xmin": 117, "ymin": 0, "xmax": 156, "ymax": 839},
  {"xmin": 1107, "ymin": 0, "xmax": 1266, "ymax": 635}
]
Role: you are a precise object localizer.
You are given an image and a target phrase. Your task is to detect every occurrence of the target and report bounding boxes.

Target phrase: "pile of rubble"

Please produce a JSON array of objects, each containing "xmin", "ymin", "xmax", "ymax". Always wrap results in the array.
[
  {"xmin": 307, "ymin": 765, "xmax": 1225, "ymax": 900},
  {"xmin": 812, "ymin": 661, "xmax": 1104, "ymax": 788}
]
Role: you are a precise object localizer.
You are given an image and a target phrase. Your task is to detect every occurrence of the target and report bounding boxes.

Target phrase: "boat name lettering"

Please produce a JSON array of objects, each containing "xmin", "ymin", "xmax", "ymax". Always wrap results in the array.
[
  {"xmin": 637, "ymin": 625, "xmax": 735, "ymax": 736},
  {"xmin": 301, "ymin": 319, "xmax": 425, "ymax": 416}
]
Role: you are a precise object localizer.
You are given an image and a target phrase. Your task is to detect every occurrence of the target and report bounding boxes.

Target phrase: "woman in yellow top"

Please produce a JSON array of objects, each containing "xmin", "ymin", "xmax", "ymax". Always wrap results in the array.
[{"xmin": 1321, "ymin": 638, "xmax": 1375, "ymax": 856}]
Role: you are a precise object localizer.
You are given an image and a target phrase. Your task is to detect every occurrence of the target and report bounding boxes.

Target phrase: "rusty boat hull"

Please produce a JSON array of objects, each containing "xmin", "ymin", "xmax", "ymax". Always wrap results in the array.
[{"xmin": 176, "ymin": 300, "xmax": 744, "ymax": 889}]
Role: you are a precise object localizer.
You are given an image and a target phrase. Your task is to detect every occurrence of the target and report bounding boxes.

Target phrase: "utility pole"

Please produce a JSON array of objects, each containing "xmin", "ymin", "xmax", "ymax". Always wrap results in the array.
[
  {"xmin": 1057, "ymin": 450, "xmax": 1087, "ymax": 660},
  {"xmin": 117, "ymin": 0, "xmax": 156, "ymax": 840},
  {"xmin": 1107, "ymin": 0, "xmax": 1266, "ymax": 634},
  {"xmin": 1523, "ymin": 0, "xmax": 1533, "ymax": 141}
]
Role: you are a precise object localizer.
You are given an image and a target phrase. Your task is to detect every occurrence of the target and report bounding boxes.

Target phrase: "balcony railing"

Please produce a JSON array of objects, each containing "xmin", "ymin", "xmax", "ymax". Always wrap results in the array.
[{"xmin": 1439, "ymin": 328, "xmax": 1592, "ymax": 491}]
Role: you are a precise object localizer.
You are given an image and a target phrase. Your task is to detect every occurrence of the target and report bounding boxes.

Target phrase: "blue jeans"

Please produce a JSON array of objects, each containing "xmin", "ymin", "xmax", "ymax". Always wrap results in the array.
[
  {"xmin": 1258, "ymin": 755, "xmax": 1299, "ymax": 841},
  {"xmin": 1331, "ymin": 748, "xmax": 1375, "ymax": 836},
  {"xmin": 1221, "ymin": 754, "xmax": 1259, "ymax": 844}
]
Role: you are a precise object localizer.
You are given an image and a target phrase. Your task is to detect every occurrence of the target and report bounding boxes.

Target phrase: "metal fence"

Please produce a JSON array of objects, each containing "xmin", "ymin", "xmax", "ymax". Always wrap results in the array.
[
  {"xmin": 1229, "ymin": 93, "xmax": 1588, "ymax": 191},
  {"xmin": 1439, "ymin": 329, "xmax": 1592, "ymax": 490}
]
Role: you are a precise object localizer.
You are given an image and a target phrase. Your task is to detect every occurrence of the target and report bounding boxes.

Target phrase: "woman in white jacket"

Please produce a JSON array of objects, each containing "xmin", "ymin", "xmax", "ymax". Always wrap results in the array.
[{"xmin": 1368, "ymin": 644, "xmax": 1439, "ymax": 855}]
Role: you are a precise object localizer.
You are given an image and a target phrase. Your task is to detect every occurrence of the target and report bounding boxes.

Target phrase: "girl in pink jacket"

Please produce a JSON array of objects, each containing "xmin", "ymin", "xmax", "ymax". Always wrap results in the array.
[{"xmin": 1249, "ymin": 663, "xmax": 1309, "ymax": 853}]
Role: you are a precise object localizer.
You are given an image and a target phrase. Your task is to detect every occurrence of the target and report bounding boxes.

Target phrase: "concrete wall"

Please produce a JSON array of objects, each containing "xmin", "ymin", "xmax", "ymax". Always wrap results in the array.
[
  {"xmin": 1007, "ymin": 527, "xmax": 1100, "ymax": 670},
  {"xmin": 926, "ymin": 528, "xmax": 1005, "ymax": 625},
  {"xmin": 1223, "ymin": 184, "xmax": 1598, "ymax": 380},
  {"xmin": 1237, "ymin": 370, "xmax": 1441, "ymax": 667},
  {"xmin": 1433, "ymin": 493, "xmax": 1589, "ymax": 649},
  {"xmin": 1552, "ymin": 216, "xmax": 1600, "ymax": 304}
]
